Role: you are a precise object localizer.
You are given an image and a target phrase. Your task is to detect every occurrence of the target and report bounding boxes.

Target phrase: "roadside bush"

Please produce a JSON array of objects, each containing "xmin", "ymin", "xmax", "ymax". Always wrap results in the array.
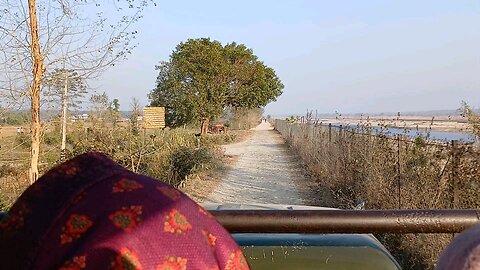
[
  {"xmin": 65, "ymin": 124, "xmax": 221, "ymax": 188},
  {"xmin": 43, "ymin": 132, "xmax": 61, "ymax": 146},
  {"xmin": 0, "ymin": 163, "xmax": 29, "ymax": 210},
  {"xmin": 15, "ymin": 133, "xmax": 31, "ymax": 148},
  {"xmin": 200, "ymin": 133, "xmax": 238, "ymax": 145},
  {"xmin": 168, "ymin": 146, "xmax": 218, "ymax": 187},
  {"xmin": 1, "ymin": 120, "xmax": 225, "ymax": 210},
  {"xmin": 0, "ymin": 164, "xmax": 18, "ymax": 178},
  {"xmin": 0, "ymin": 112, "xmax": 29, "ymax": 126},
  {"xmin": 222, "ymin": 133, "xmax": 237, "ymax": 144}
]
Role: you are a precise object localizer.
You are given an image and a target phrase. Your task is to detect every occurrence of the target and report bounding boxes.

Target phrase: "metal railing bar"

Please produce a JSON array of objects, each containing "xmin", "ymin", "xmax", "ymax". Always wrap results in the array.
[{"xmin": 210, "ymin": 209, "xmax": 480, "ymax": 234}]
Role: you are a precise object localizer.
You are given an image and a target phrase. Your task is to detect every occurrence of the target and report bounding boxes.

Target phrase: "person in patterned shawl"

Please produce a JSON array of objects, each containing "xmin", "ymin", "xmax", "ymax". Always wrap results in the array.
[{"xmin": 0, "ymin": 153, "xmax": 249, "ymax": 270}]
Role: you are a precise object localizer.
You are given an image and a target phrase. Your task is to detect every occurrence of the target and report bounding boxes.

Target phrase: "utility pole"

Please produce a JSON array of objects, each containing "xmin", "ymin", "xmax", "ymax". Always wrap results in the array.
[{"xmin": 60, "ymin": 69, "xmax": 68, "ymax": 160}]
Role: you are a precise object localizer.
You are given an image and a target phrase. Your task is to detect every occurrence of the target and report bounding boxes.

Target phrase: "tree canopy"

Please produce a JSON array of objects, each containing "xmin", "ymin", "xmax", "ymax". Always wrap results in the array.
[
  {"xmin": 43, "ymin": 69, "xmax": 87, "ymax": 111},
  {"xmin": 149, "ymin": 38, "xmax": 283, "ymax": 134}
]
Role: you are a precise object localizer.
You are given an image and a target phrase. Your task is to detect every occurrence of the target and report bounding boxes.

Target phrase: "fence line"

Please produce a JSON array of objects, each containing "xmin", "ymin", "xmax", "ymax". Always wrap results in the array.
[{"xmin": 274, "ymin": 120, "xmax": 480, "ymax": 210}]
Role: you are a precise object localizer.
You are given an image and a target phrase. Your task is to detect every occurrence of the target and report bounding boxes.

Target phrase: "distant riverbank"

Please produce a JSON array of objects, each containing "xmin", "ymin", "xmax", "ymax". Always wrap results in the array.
[
  {"xmin": 328, "ymin": 123, "xmax": 477, "ymax": 143},
  {"xmin": 277, "ymin": 115, "xmax": 476, "ymax": 143},
  {"xmin": 317, "ymin": 115, "xmax": 469, "ymax": 132},
  {"xmin": 296, "ymin": 115, "xmax": 476, "ymax": 143}
]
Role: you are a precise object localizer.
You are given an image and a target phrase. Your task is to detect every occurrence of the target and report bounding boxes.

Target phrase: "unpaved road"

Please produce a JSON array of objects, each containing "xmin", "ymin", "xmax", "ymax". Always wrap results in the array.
[{"xmin": 205, "ymin": 122, "xmax": 330, "ymax": 206}]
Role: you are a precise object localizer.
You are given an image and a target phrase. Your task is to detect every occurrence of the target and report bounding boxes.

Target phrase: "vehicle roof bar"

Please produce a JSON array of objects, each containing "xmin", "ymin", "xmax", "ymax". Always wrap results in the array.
[{"xmin": 210, "ymin": 209, "xmax": 480, "ymax": 234}]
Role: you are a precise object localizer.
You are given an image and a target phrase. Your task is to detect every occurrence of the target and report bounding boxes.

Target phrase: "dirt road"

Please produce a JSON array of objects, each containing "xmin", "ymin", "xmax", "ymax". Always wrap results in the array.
[{"xmin": 204, "ymin": 122, "xmax": 330, "ymax": 206}]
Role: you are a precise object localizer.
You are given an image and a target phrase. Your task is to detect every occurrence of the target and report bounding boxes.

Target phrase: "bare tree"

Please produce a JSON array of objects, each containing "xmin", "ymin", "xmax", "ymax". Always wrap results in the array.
[
  {"xmin": 90, "ymin": 92, "xmax": 110, "ymax": 120},
  {"xmin": 0, "ymin": 0, "xmax": 152, "ymax": 182},
  {"xmin": 44, "ymin": 68, "xmax": 87, "ymax": 158},
  {"xmin": 130, "ymin": 97, "xmax": 142, "ymax": 135}
]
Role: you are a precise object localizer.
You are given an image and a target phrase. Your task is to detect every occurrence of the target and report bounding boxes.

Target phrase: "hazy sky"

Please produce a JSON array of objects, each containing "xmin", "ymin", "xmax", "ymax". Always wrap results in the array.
[{"xmin": 94, "ymin": 0, "xmax": 480, "ymax": 115}]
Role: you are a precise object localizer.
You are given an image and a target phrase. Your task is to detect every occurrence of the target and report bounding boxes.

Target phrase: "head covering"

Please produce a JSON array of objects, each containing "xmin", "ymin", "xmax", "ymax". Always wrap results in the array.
[
  {"xmin": 0, "ymin": 152, "xmax": 249, "ymax": 270},
  {"xmin": 436, "ymin": 224, "xmax": 480, "ymax": 270}
]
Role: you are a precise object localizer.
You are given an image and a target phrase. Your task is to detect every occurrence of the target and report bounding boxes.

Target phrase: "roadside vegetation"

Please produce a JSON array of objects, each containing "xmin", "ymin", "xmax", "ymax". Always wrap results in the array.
[
  {"xmin": 0, "ymin": 103, "xmax": 259, "ymax": 211},
  {"xmin": 275, "ymin": 116, "xmax": 480, "ymax": 270}
]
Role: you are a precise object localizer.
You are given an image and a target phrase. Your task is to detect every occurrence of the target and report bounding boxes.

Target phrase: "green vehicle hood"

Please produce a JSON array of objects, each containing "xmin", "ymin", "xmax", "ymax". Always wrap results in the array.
[{"xmin": 203, "ymin": 203, "xmax": 401, "ymax": 270}]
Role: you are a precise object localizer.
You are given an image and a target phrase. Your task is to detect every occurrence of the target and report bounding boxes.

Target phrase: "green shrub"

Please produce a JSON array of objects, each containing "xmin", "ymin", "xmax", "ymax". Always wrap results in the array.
[
  {"xmin": 43, "ymin": 132, "xmax": 61, "ymax": 146},
  {"xmin": 65, "ymin": 125, "xmax": 219, "ymax": 188},
  {"xmin": 168, "ymin": 146, "xmax": 217, "ymax": 186},
  {"xmin": 222, "ymin": 133, "xmax": 237, "ymax": 144},
  {"xmin": 200, "ymin": 133, "xmax": 238, "ymax": 145},
  {"xmin": 0, "ymin": 163, "xmax": 29, "ymax": 210},
  {"xmin": 0, "ymin": 112, "xmax": 29, "ymax": 126},
  {"xmin": 0, "ymin": 164, "xmax": 17, "ymax": 178},
  {"xmin": 15, "ymin": 133, "xmax": 31, "ymax": 148}
]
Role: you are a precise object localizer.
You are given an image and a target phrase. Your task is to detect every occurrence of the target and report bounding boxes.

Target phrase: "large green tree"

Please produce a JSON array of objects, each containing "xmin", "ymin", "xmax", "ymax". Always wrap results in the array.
[{"xmin": 150, "ymin": 38, "xmax": 283, "ymax": 134}]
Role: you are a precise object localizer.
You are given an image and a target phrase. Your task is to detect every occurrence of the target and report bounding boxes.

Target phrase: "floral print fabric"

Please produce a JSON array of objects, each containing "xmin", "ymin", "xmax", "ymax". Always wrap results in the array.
[
  {"xmin": 109, "ymin": 205, "xmax": 143, "ymax": 233},
  {"xmin": 60, "ymin": 214, "xmax": 93, "ymax": 245},
  {"xmin": 0, "ymin": 152, "xmax": 249, "ymax": 270}
]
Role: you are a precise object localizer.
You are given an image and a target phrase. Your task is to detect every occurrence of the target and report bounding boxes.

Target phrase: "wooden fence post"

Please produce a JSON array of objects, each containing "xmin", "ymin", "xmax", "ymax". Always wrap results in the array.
[
  {"xmin": 328, "ymin": 123, "xmax": 332, "ymax": 143},
  {"xmin": 339, "ymin": 125, "xmax": 343, "ymax": 140},
  {"xmin": 451, "ymin": 140, "xmax": 459, "ymax": 209},
  {"xmin": 450, "ymin": 140, "xmax": 460, "ymax": 240},
  {"xmin": 396, "ymin": 134, "xmax": 402, "ymax": 209}
]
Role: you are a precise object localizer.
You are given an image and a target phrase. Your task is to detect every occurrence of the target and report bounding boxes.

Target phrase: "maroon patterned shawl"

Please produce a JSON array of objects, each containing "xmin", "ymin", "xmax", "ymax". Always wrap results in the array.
[{"xmin": 0, "ymin": 153, "xmax": 249, "ymax": 270}]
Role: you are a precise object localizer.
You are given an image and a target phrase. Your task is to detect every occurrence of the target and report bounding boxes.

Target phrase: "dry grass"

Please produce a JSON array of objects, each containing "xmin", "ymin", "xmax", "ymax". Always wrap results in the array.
[
  {"xmin": 0, "ymin": 126, "xmax": 22, "ymax": 138},
  {"xmin": 0, "ymin": 124, "xmax": 60, "ymax": 210},
  {"xmin": 275, "ymin": 119, "xmax": 480, "ymax": 270},
  {"xmin": 0, "ymin": 167, "xmax": 29, "ymax": 210}
]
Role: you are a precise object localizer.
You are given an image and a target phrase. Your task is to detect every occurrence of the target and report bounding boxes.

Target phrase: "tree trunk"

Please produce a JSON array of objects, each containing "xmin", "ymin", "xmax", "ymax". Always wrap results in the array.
[
  {"xmin": 200, "ymin": 117, "xmax": 209, "ymax": 136},
  {"xmin": 28, "ymin": 0, "xmax": 44, "ymax": 183},
  {"xmin": 60, "ymin": 71, "xmax": 68, "ymax": 160}
]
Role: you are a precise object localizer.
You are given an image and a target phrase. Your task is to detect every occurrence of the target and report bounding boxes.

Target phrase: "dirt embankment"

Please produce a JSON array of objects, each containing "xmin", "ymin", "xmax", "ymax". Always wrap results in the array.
[{"xmin": 183, "ymin": 122, "xmax": 332, "ymax": 207}]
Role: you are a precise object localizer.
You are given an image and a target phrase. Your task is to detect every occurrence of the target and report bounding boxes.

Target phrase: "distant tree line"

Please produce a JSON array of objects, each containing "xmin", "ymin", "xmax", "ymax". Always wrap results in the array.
[{"xmin": 0, "ymin": 112, "xmax": 30, "ymax": 126}]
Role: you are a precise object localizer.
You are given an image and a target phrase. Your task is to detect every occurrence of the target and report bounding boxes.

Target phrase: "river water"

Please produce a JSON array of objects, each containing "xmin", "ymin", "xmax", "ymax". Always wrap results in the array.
[{"xmin": 329, "ymin": 124, "xmax": 477, "ymax": 143}]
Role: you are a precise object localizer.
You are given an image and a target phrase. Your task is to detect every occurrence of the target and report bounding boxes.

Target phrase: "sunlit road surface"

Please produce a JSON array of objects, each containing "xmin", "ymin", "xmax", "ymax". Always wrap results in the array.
[{"xmin": 206, "ymin": 122, "xmax": 307, "ymax": 205}]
